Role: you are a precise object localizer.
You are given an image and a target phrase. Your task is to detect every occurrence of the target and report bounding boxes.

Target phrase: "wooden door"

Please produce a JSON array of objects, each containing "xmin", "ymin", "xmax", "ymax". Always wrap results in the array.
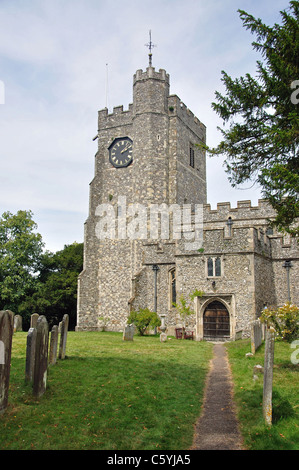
[{"xmin": 203, "ymin": 301, "xmax": 230, "ymax": 339}]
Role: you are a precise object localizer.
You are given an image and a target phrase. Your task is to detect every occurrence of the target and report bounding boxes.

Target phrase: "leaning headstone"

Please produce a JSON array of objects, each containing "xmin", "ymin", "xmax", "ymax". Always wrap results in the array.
[
  {"xmin": 49, "ymin": 325, "xmax": 59, "ymax": 365},
  {"xmin": 263, "ymin": 327, "xmax": 275, "ymax": 426},
  {"xmin": 59, "ymin": 314, "xmax": 69, "ymax": 359},
  {"xmin": 251, "ymin": 319, "xmax": 263, "ymax": 354},
  {"xmin": 0, "ymin": 310, "xmax": 14, "ymax": 414},
  {"xmin": 13, "ymin": 314, "xmax": 22, "ymax": 332},
  {"xmin": 123, "ymin": 324, "xmax": 134, "ymax": 341},
  {"xmin": 33, "ymin": 316, "xmax": 49, "ymax": 398},
  {"xmin": 30, "ymin": 313, "xmax": 39, "ymax": 329},
  {"xmin": 25, "ymin": 327, "xmax": 37, "ymax": 383}
]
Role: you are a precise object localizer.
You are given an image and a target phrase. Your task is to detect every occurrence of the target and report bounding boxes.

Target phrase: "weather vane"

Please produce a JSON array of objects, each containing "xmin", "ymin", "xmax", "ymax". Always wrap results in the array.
[{"xmin": 145, "ymin": 30, "xmax": 156, "ymax": 67}]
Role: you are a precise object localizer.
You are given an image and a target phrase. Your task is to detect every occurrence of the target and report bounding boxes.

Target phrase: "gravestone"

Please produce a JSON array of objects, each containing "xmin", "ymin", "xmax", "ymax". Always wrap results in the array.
[
  {"xmin": 160, "ymin": 332, "xmax": 167, "ymax": 342},
  {"xmin": 253, "ymin": 364, "xmax": 264, "ymax": 381},
  {"xmin": 6, "ymin": 310, "xmax": 14, "ymax": 331},
  {"xmin": 123, "ymin": 324, "xmax": 134, "ymax": 341},
  {"xmin": 263, "ymin": 327, "xmax": 275, "ymax": 426},
  {"xmin": 251, "ymin": 319, "xmax": 263, "ymax": 354},
  {"xmin": 33, "ymin": 316, "xmax": 49, "ymax": 398},
  {"xmin": 49, "ymin": 325, "xmax": 59, "ymax": 365},
  {"xmin": 0, "ymin": 310, "xmax": 14, "ymax": 414},
  {"xmin": 25, "ymin": 328, "xmax": 37, "ymax": 383},
  {"xmin": 30, "ymin": 313, "xmax": 39, "ymax": 329},
  {"xmin": 25, "ymin": 327, "xmax": 37, "ymax": 383},
  {"xmin": 59, "ymin": 314, "xmax": 69, "ymax": 359},
  {"xmin": 14, "ymin": 314, "xmax": 22, "ymax": 332}
]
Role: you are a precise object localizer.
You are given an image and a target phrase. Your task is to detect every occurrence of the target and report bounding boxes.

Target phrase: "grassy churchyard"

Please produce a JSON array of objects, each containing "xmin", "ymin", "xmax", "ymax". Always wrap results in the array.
[{"xmin": 0, "ymin": 331, "xmax": 298, "ymax": 450}]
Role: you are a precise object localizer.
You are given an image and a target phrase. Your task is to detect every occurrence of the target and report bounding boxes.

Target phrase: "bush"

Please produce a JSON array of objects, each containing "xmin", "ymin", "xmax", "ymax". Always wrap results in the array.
[
  {"xmin": 127, "ymin": 308, "xmax": 161, "ymax": 336},
  {"xmin": 260, "ymin": 302, "xmax": 299, "ymax": 342}
]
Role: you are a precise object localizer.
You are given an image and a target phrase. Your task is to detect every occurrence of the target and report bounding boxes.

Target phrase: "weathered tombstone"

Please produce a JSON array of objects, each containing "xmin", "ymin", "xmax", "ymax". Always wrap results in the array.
[
  {"xmin": 160, "ymin": 332, "xmax": 167, "ymax": 342},
  {"xmin": 123, "ymin": 324, "xmax": 134, "ymax": 341},
  {"xmin": 6, "ymin": 310, "xmax": 14, "ymax": 333},
  {"xmin": 33, "ymin": 316, "xmax": 49, "ymax": 398},
  {"xmin": 30, "ymin": 313, "xmax": 39, "ymax": 329},
  {"xmin": 25, "ymin": 327, "xmax": 37, "ymax": 383},
  {"xmin": 253, "ymin": 364, "xmax": 264, "ymax": 381},
  {"xmin": 263, "ymin": 327, "xmax": 275, "ymax": 426},
  {"xmin": 49, "ymin": 325, "xmax": 59, "ymax": 365},
  {"xmin": 59, "ymin": 314, "xmax": 69, "ymax": 359},
  {"xmin": 0, "ymin": 310, "xmax": 14, "ymax": 414},
  {"xmin": 13, "ymin": 314, "xmax": 22, "ymax": 332},
  {"xmin": 251, "ymin": 319, "xmax": 263, "ymax": 354}
]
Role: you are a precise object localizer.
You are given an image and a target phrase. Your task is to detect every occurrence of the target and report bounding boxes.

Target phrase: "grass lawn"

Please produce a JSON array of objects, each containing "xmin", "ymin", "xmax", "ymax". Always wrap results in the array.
[
  {"xmin": 226, "ymin": 339, "xmax": 299, "ymax": 450},
  {"xmin": 0, "ymin": 331, "xmax": 213, "ymax": 450}
]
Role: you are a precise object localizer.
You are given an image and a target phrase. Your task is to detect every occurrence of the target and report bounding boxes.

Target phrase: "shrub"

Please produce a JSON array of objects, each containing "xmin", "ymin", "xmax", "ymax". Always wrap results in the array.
[
  {"xmin": 260, "ymin": 302, "xmax": 299, "ymax": 342},
  {"xmin": 173, "ymin": 289, "xmax": 204, "ymax": 330},
  {"xmin": 127, "ymin": 308, "xmax": 161, "ymax": 336}
]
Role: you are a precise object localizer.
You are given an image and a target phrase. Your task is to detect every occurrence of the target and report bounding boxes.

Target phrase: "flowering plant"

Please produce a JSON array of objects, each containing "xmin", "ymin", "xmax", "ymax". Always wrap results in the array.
[{"xmin": 260, "ymin": 302, "xmax": 299, "ymax": 342}]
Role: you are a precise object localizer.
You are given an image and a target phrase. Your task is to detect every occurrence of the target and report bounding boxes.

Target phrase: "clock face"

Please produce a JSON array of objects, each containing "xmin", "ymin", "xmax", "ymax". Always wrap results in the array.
[{"xmin": 109, "ymin": 137, "xmax": 133, "ymax": 168}]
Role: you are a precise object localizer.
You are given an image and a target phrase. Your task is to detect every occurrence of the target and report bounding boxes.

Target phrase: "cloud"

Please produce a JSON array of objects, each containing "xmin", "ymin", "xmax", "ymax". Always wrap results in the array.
[{"xmin": 0, "ymin": 0, "xmax": 289, "ymax": 251}]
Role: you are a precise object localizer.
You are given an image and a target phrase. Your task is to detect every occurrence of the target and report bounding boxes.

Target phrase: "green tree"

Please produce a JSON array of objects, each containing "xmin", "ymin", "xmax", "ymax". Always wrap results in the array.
[
  {"xmin": 127, "ymin": 308, "xmax": 161, "ymax": 336},
  {"xmin": 173, "ymin": 289, "xmax": 204, "ymax": 335},
  {"xmin": 0, "ymin": 210, "xmax": 44, "ymax": 312},
  {"xmin": 206, "ymin": 1, "xmax": 299, "ymax": 235},
  {"xmin": 21, "ymin": 242, "xmax": 83, "ymax": 330}
]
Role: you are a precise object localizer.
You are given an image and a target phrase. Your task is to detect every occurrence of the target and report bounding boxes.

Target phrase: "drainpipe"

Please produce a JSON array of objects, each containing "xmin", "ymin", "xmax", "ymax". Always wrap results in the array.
[{"xmin": 152, "ymin": 264, "xmax": 160, "ymax": 334}]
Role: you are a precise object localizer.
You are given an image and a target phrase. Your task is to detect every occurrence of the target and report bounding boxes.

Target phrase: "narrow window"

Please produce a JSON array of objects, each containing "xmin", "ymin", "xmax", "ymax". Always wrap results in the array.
[
  {"xmin": 190, "ymin": 147, "xmax": 194, "ymax": 168},
  {"xmin": 227, "ymin": 217, "xmax": 233, "ymax": 237},
  {"xmin": 207, "ymin": 257, "xmax": 213, "ymax": 277},
  {"xmin": 215, "ymin": 257, "xmax": 221, "ymax": 276},
  {"xmin": 170, "ymin": 269, "xmax": 176, "ymax": 305}
]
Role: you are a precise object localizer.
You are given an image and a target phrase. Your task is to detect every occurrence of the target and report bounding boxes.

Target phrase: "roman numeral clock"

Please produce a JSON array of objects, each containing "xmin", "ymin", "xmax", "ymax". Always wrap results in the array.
[{"xmin": 108, "ymin": 137, "xmax": 133, "ymax": 168}]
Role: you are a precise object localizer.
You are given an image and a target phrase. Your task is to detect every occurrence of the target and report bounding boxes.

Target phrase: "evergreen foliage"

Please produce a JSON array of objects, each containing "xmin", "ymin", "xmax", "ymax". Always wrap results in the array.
[{"xmin": 206, "ymin": 1, "xmax": 299, "ymax": 235}]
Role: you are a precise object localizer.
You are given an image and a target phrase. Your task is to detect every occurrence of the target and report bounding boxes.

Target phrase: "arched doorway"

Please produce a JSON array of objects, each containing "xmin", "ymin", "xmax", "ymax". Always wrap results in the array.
[{"xmin": 203, "ymin": 300, "xmax": 230, "ymax": 340}]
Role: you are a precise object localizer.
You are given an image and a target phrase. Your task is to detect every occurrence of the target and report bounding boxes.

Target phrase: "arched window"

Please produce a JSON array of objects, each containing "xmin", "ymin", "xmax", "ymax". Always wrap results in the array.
[
  {"xmin": 226, "ymin": 216, "xmax": 233, "ymax": 237},
  {"xmin": 170, "ymin": 269, "xmax": 176, "ymax": 306}
]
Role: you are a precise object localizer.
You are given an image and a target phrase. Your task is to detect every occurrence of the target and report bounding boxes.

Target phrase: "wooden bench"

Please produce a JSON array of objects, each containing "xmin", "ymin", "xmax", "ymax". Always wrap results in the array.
[{"xmin": 175, "ymin": 328, "xmax": 194, "ymax": 340}]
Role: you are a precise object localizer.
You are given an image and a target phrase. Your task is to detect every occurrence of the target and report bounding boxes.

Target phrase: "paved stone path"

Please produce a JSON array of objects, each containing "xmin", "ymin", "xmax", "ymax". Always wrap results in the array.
[{"xmin": 191, "ymin": 343, "xmax": 244, "ymax": 450}]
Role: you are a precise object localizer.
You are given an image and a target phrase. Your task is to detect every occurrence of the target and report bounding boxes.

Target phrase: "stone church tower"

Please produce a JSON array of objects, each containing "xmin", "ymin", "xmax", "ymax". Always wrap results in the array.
[
  {"xmin": 77, "ymin": 63, "xmax": 298, "ymax": 339},
  {"xmin": 76, "ymin": 65, "xmax": 207, "ymax": 332}
]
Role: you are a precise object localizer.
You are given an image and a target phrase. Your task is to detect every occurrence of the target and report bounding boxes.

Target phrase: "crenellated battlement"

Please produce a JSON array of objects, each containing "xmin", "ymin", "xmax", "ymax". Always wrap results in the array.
[
  {"xmin": 168, "ymin": 95, "xmax": 206, "ymax": 135},
  {"xmin": 133, "ymin": 67, "xmax": 170, "ymax": 85},
  {"xmin": 98, "ymin": 103, "xmax": 133, "ymax": 130},
  {"xmin": 203, "ymin": 199, "xmax": 276, "ymax": 222}
]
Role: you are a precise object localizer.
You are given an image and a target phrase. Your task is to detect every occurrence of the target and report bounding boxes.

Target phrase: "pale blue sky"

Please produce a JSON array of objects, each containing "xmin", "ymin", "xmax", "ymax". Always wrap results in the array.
[{"xmin": 0, "ymin": 0, "xmax": 289, "ymax": 251}]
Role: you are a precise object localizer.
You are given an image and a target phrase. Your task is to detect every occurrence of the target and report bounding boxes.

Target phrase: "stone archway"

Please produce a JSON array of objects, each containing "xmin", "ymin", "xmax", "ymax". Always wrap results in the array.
[{"xmin": 203, "ymin": 300, "xmax": 230, "ymax": 340}]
